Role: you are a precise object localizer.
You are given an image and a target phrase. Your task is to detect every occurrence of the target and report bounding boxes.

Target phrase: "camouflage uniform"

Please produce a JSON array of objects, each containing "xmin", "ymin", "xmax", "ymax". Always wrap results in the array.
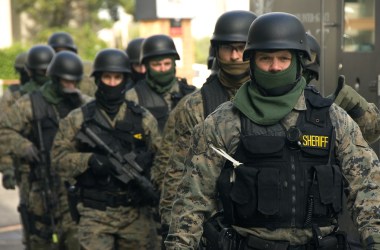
[
  {"xmin": 164, "ymin": 90, "xmax": 380, "ymax": 249},
  {"xmin": 0, "ymin": 88, "xmax": 90, "ymax": 249},
  {"xmin": 150, "ymin": 95, "xmax": 189, "ymax": 192},
  {"xmin": 159, "ymin": 81, "xmax": 237, "ymax": 230},
  {"xmin": 346, "ymin": 103, "xmax": 380, "ymax": 144},
  {"xmin": 0, "ymin": 79, "xmax": 48, "ymax": 248},
  {"xmin": 51, "ymin": 101, "xmax": 161, "ymax": 250}
]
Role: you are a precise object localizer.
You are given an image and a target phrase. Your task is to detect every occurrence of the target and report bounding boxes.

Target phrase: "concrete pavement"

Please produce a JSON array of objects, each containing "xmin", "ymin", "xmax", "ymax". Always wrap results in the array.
[{"xmin": 0, "ymin": 174, "xmax": 24, "ymax": 249}]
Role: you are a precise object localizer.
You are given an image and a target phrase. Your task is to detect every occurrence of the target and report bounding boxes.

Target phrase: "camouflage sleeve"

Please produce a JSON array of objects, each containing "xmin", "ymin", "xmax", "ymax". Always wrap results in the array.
[
  {"xmin": 141, "ymin": 107, "xmax": 161, "ymax": 153},
  {"xmin": 160, "ymin": 91, "xmax": 204, "ymax": 227},
  {"xmin": 0, "ymin": 90, "xmax": 28, "ymax": 174},
  {"xmin": 125, "ymin": 88, "xmax": 139, "ymax": 104},
  {"xmin": 165, "ymin": 102, "xmax": 241, "ymax": 249},
  {"xmin": 0, "ymin": 95, "xmax": 34, "ymax": 157},
  {"xmin": 0, "ymin": 88, "xmax": 20, "ymax": 111},
  {"xmin": 353, "ymin": 103, "xmax": 380, "ymax": 144},
  {"xmin": 51, "ymin": 108, "xmax": 92, "ymax": 181},
  {"xmin": 331, "ymin": 104, "xmax": 380, "ymax": 242},
  {"xmin": 151, "ymin": 96, "xmax": 190, "ymax": 192},
  {"xmin": 0, "ymin": 155, "xmax": 14, "ymax": 173}
]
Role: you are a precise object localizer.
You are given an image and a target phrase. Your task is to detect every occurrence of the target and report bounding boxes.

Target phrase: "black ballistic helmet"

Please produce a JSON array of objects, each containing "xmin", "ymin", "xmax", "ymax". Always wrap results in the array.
[
  {"xmin": 25, "ymin": 45, "xmax": 55, "ymax": 71},
  {"xmin": 243, "ymin": 12, "xmax": 311, "ymax": 61},
  {"xmin": 14, "ymin": 52, "xmax": 28, "ymax": 71},
  {"xmin": 304, "ymin": 33, "xmax": 320, "ymax": 79},
  {"xmin": 140, "ymin": 34, "xmax": 180, "ymax": 64},
  {"xmin": 210, "ymin": 10, "xmax": 257, "ymax": 47},
  {"xmin": 126, "ymin": 38, "xmax": 145, "ymax": 64},
  {"xmin": 91, "ymin": 48, "xmax": 131, "ymax": 76},
  {"xmin": 47, "ymin": 51, "xmax": 83, "ymax": 81},
  {"xmin": 48, "ymin": 32, "xmax": 77, "ymax": 53}
]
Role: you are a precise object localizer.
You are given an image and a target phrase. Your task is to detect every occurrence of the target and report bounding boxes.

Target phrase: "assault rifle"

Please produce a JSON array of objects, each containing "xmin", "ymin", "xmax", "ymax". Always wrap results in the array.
[
  {"xmin": 77, "ymin": 126, "xmax": 159, "ymax": 205},
  {"xmin": 34, "ymin": 120, "xmax": 59, "ymax": 247}
]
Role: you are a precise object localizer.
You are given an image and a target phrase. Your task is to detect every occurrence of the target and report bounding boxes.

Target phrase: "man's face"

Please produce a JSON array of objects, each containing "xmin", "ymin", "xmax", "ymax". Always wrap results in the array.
[
  {"xmin": 148, "ymin": 58, "xmax": 173, "ymax": 72},
  {"xmin": 132, "ymin": 63, "xmax": 146, "ymax": 74},
  {"xmin": 218, "ymin": 42, "xmax": 245, "ymax": 62},
  {"xmin": 60, "ymin": 78, "xmax": 77, "ymax": 91},
  {"xmin": 101, "ymin": 72, "xmax": 124, "ymax": 86},
  {"xmin": 254, "ymin": 50, "xmax": 292, "ymax": 73}
]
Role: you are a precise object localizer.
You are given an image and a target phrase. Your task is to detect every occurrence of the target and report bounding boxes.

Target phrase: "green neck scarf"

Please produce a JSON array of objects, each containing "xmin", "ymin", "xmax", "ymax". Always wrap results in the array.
[
  {"xmin": 234, "ymin": 55, "xmax": 306, "ymax": 125},
  {"xmin": 20, "ymin": 80, "xmax": 43, "ymax": 94},
  {"xmin": 217, "ymin": 58, "xmax": 250, "ymax": 89},
  {"xmin": 40, "ymin": 80, "xmax": 63, "ymax": 104},
  {"xmin": 146, "ymin": 57, "xmax": 176, "ymax": 94}
]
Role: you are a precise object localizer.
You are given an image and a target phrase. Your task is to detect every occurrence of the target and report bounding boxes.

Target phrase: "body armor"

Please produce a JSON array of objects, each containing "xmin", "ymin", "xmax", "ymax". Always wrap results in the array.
[
  {"xmin": 75, "ymin": 101, "xmax": 152, "ymax": 197},
  {"xmin": 201, "ymin": 74, "xmax": 230, "ymax": 118},
  {"xmin": 218, "ymin": 88, "xmax": 343, "ymax": 229}
]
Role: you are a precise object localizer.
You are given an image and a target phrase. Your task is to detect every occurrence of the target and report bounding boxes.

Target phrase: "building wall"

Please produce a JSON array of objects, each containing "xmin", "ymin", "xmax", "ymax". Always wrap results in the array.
[
  {"xmin": 139, "ymin": 19, "xmax": 194, "ymax": 84},
  {"xmin": 0, "ymin": 0, "xmax": 13, "ymax": 48}
]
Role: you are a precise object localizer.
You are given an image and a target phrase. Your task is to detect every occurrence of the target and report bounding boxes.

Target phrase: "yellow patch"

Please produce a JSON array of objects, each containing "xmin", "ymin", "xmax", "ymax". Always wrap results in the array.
[
  {"xmin": 133, "ymin": 133, "xmax": 143, "ymax": 140},
  {"xmin": 302, "ymin": 135, "xmax": 329, "ymax": 148}
]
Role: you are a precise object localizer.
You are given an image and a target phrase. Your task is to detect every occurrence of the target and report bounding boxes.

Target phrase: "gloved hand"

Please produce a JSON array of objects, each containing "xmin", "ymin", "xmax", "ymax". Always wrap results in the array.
[
  {"xmin": 2, "ymin": 168, "xmax": 16, "ymax": 189},
  {"xmin": 328, "ymin": 75, "xmax": 370, "ymax": 118},
  {"xmin": 21, "ymin": 144, "xmax": 40, "ymax": 163},
  {"xmin": 88, "ymin": 154, "xmax": 111, "ymax": 175}
]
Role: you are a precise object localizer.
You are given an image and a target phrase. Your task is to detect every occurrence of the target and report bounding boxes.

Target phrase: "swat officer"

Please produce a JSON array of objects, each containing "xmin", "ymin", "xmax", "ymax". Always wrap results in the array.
[
  {"xmin": 0, "ymin": 51, "xmax": 88, "ymax": 249},
  {"xmin": 165, "ymin": 12, "xmax": 380, "ymax": 249},
  {"xmin": 126, "ymin": 37, "xmax": 146, "ymax": 89},
  {"xmin": 125, "ymin": 34, "xmax": 196, "ymax": 132},
  {"xmin": 0, "ymin": 46, "xmax": 55, "ymax": 185},
  {"xmin": 51, "ymin": 48, "xmax": 161, "ymax": 250},
  {"xmin": 304, "ymin": 32, "xmax": 380, "ymax": 145},
  {"xmin": 14, "ymin": 51, "xmax": 30, "ymax": 85},
  {"xmin": 48, "ymin": 31, "xmax": 96, "ymax": 97},
  {"xmin": 1, "ymin": 51, "xmax": 29, "ymax": 190},
  {"xmin": 157, "ymin": 10, "xmax": 257, "ymax": 240}
]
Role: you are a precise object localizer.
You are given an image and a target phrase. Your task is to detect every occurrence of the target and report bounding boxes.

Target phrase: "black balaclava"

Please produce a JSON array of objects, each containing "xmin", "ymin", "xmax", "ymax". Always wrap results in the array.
[{"xmin": 95, "ymin": 73, "xmax": 127, "ymax": 119}]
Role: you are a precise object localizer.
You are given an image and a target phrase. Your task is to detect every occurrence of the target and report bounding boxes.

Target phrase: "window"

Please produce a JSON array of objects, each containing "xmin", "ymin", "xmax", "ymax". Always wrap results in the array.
[{"xmin": 343, "ymin": 0, "xmax": 375, "ymax": 52}]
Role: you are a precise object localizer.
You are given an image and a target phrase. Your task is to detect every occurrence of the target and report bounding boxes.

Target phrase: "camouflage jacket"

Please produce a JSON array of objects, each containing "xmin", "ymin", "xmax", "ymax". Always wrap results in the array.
[
  {"xmin": 159, "ymin": 82, "xmax": 237, "ymax": 228},
  {"xmin": 150, "ymin": 95, "xmax": 189, "ymax": 192},
  {"xmin": 51, "ymin": 101, "xmax": 161, "ymax": 183},
  {"xmin": 165, "ymin": 91, "xmax": 380, "ymax": 249},
  {"xmin": 354, "ymin": 103, "xmax": 380, "ymax": 144}
]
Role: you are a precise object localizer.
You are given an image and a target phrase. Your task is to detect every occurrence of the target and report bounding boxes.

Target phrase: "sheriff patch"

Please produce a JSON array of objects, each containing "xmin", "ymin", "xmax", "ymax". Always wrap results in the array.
[
  {"xmin": 302, "ymin": 135, "xmax": 329, "ymax": 148},
  {"xmin": 133, "ymin": 133, "xmax": 143, "ymax": 140}
]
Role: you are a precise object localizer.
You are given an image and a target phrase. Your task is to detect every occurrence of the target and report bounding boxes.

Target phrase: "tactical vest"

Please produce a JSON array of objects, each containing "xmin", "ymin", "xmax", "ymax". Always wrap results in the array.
[
  {"xmin": 217, "ymin": 87, "xmax": 343, "ymax": 229},
  {"xmin": 29, "ymin": 91, "xmax": 59, "ymax": 154},
  {"xmin": 134, "ymin": 78, "xmax": 195, "ymax": 131},
  {"xmin": 200, "ymin": 74, "xmax": 230, "ymax": 118},
  {"xmin": 75, "ymin": 100, "xmax": 153, "ymax": 194}
]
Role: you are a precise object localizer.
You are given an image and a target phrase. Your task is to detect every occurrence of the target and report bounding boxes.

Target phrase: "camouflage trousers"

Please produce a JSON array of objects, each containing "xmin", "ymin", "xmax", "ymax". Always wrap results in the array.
[{"xmin": 77, "ymin": 203, "xmax": 159, "ymax": 250}]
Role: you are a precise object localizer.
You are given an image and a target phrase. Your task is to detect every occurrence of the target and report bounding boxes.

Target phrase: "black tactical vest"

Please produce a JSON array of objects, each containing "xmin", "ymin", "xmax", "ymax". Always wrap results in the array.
[
  {"xmin": 200, "ymin": 74, "xmax": 230, "ymax": 118},
  {"xmin": 75, "ymin": 100, "xmax": 153, "ymax": 193},
  {"xmin": 217, "ymin": 87, "xmax": 343, "ymax": 230},
  {"xmin": 134, "ymin": 78, "xmax": 195, "ymax": 131},
  {"xmin": 30, "ymin": 91, "xmax": 59, "ymax": 153}
]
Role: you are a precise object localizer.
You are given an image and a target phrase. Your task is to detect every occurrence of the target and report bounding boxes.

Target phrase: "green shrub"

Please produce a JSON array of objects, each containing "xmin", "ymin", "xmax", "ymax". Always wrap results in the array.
[{"xmin": 0, "ymin": 43, "xmax": 29, "ymax": 79}]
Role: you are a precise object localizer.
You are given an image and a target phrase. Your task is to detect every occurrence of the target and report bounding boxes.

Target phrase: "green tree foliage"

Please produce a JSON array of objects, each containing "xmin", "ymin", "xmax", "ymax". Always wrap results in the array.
[
  {"xmin": 0, "ymin": 0, "xmax": 135, "ymax": 80},
  {"xmin": 0, "ymin": 43, "xmax": 27, "ymax": 80},
  {"xmin": 194, "ymin": 37, "xmax": 211, "ymax": 65}
]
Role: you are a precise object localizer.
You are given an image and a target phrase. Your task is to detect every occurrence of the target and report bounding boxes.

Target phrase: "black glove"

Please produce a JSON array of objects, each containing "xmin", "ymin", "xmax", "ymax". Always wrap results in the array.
[
  {"xmin": 2, "ymin": 169, "xmax": 16, "ymax": 190},
  {"xmin": 21, "ymin": 144, "xmax": 40, "ymax": 163},
  {"xmin": 88, "ymin": 154, "xmax": 111, "ymax": 175}
]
